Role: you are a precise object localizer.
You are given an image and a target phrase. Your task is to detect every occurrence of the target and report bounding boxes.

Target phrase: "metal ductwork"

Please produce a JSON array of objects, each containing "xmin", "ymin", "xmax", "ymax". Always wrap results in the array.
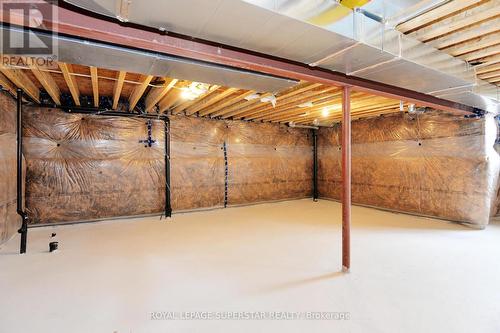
[
  {"xmin": 64, "ymin": 0, "xmax": 498, "ymax": 113},
  {"xmin": 0, "ymin": 25, "xmax": 298, "ymax": 94}
]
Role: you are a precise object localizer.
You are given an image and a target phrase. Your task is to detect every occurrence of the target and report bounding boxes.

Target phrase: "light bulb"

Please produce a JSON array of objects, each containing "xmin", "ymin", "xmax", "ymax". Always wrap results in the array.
[
  {"xmin": 322, "ymin": 107, "xmax": 330, "ymax": 117},
  {"xmin": 181, "ymin": 89, "xmax": 196, "ymax": 100}
]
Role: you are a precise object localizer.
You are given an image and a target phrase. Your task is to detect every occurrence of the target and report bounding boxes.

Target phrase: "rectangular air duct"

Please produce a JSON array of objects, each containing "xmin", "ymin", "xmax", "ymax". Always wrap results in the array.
[{"xmin": 0, "ymin": 25, "xmax": 298, "ymax": 94}]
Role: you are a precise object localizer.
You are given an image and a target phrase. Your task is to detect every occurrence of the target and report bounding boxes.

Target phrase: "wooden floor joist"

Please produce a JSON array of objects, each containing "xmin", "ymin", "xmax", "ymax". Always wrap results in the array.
[
  {"xmin": 90, "ymin": 66, "xmax": 99, "ymax": 107},
  {"xmin": 243, "ymin": 89, "xmax": 339, "ymax": 121},
  {"xmin": 408, "ymin": 1, "xmax": 500, "ymax": 42},
  {"xmin": 29, "ymin": 64, "xmax": 61, "ymax": 105},
  {"xmin": 397, "ymin": 0, "xmax": 482, "ymax": 33},
  {"xmin": 0, "ymin": 72, "xmax": 18, "ymax": 97},
  {"xmin": 129, "ymin": 75, "xmax": 154, "ymax": 111},
  {"xmin": 445, "ymin": 33, "xmax": 500, "ymax": 57},
  {"xmin": 158, "ymin": 89, "xmax": 183, "ymax": 113},
  {"xmin": 396, "ymin": 0, "xmax": 499, "ymax": 87},
  {"xmin": 112, "ymin": 71, "xmax": 126, "ymax": 110},
  {"xmin": 476, "ymin": 62, "xmax": 500, "ymax": 75},
  {"xmin": 460, "ymin": 44, "xmax": 500, "ymax": 62},
  {"xmin": 0, "ymin": 65, "xmax": 40, "ymax": 103},
  {"xmin": 187, "ymin": 87, "xmax": 238, "ymax": 116},
  {"xmin": 228, "ymin": 84, "xmax": 328, "ymax": 120},
  {"xmin": 58, "ymin": 62, "xmax": 80, "ymax": 106},
  {"xmin": 200, "ymin": 90, "xmax": 256, "ymax": 117},
  {"xmin": 217, "ymin": 92, "xmax": 274, "ymax": 119},
  {"xmin": 428, "ymin": 18, "xmax": 500, "ymax": 50},
  {"xmin": 253, "ymin": 89, "xmax": 344, "ymax": 122},
  {"xmin": 145, "ymin": 77, "xmax": 178, "ymax": 113},
  {"xmin": 172, "ymin": 85, "xmax": 220, "ymax": 115},
  {"xmin": 218, "ymin": 83, "xmax": 322, "ymax": 119}
]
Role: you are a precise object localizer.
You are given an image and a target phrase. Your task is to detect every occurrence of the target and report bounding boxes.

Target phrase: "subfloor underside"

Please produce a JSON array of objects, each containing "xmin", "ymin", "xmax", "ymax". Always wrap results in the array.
[{"xmin": 0, "ymin": 199, "xmax": 499, "ymax": 333}]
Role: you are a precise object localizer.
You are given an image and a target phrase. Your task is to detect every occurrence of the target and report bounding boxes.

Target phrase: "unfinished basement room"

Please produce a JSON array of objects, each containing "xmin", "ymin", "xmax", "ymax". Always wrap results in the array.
[{"xmin": 0, "ymin": 1, "xmax": 499, "ymax": 332}]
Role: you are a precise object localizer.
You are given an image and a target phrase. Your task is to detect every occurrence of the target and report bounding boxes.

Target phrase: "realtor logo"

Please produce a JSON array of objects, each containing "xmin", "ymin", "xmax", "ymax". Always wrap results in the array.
[{"xmin": 1, "ymin": 1, "xmax": 58, "ymax": 58}]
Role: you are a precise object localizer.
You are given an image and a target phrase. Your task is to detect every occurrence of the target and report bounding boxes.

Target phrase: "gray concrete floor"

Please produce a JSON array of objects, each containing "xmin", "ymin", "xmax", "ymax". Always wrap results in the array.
[{"xmin": 1, "ymin": 199, "xmax": 499, "ymax": 333}]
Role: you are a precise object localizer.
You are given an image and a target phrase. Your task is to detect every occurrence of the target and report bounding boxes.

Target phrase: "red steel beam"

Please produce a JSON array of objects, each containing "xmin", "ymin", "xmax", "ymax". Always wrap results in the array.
[
  {"xmin": 342, "ymin": 86, "xmax": 351, "ymax": 272},
  {"xmin": 0, "ymin": 4, "xmax": 476, "ymax": 115}
]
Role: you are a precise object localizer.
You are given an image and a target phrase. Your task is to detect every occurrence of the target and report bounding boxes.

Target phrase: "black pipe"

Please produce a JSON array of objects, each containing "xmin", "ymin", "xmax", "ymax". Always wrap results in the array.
[
  {"xmin": 313, "ymin": 129, "xmax": 318, "ymax": 201},
  {"xmin": 165, "ymin": 119, "xmax": 172, "ymax": 218},
  {"xmin": 16, "ymin": 89, "xmax": 28, "ymax": 254},
  {"xmin": 61, "ymin": 107, "xmax": 169, "ymax": 120}
]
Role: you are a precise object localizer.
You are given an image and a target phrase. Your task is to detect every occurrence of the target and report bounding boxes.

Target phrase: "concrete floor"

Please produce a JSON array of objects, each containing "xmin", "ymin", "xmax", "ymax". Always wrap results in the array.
[{"xmin": 1, "ymin": 199, "xmax": 499, "ymax": 333}]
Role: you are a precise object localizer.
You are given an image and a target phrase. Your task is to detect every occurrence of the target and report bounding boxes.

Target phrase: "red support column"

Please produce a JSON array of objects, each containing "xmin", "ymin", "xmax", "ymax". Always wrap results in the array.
[{"xmin": 342, "ymin": 86, "xmax": 351, "ymax": 272}]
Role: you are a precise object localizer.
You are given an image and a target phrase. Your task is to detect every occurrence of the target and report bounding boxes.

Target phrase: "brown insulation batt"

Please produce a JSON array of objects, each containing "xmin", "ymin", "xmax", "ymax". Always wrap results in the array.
[
  {"xmin": 0, "ymin": 92, "xmax": 20, "ymax": 243},
  {"xmin": 23, "ymin": 107, "xmax": 166, "ymax": 224},
  {"xmin": 170, "ymin": 115, "xmax": 312, "ymax": 210},
  {"xmin": 318, "ymin": 111, "xmax": 500, "ymax": 226}
]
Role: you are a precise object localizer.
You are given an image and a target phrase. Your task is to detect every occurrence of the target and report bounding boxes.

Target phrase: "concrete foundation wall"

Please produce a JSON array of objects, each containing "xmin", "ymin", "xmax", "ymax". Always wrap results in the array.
[{"xmin": 318, "ymin": 111, "xmax": 500, "ymax": 226}]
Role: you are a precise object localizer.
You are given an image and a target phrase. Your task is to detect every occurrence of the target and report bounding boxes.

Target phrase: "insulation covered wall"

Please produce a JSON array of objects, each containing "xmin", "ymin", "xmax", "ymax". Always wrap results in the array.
[
  {"xmin": 23, "ymin": 107, "xmax": 166, "ymax": 224},
  {"xmin": 318, "ymin": 111, "xmax": 500, "ymax": 226},
  {"xmin": 22, "ymin": 109, "xmax": 312, "ymax": 224},
  {"xmin": 170, "ymin": 116, "xmax": 226, "ymax": 210},
  {"xmin": 170, "ymin": 116, "xmax": 312, "ymax": 210},
  {"xmin": 0, "ymin": 92, "xmax": 19, "ymax": 244}
]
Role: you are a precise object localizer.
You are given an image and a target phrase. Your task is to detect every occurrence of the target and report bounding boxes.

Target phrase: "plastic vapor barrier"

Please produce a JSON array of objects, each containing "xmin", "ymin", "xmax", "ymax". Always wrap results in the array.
[
  {"xmin": 0, "ymin": 92, "xmax": 20, "ymax": 243},
  {"xmin": 169, "ymin": 115, "xmax": 312, "ymax": 210},
  {"xmin": 225, "ymin": 121, "xmax": 312, "ymax": 204},
  {"xmin": 170, "ymin": 116, "xmax": 226, "ymax": 210},
  {"xmin": 21, "ymin": 109, "xmax": 312, "ymax": 224},
  {"xmin": 23, "ymin": 107, "xmax": 166, "ymax": 224},
  {"xmin": 318, "ymin": 111, "xmax": 500, "ymax": 226}
]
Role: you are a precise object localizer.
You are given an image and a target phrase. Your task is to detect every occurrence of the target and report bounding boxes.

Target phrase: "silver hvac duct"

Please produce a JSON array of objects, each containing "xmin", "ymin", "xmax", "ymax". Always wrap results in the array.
[
  {"xmin": 0, "ymin": 25, "xmax": 298, "ymax": 94},
  {"xmin": 64, "ymin": 0, "xmax": 498, "ymax": 113}
]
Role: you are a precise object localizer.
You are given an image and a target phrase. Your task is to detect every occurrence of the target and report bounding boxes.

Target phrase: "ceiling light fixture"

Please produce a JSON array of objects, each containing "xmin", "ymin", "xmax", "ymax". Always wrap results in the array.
[
  {"xmin": 181, "ymin": 82, "xmax": 210, "ymax": 100},
  {"xmin": 322, "ymin": 107, "xmax": 330, "ymax": 117},
  {"xmin": 181, "ymin": 89, "xmax": 197, "ymax": 100}
]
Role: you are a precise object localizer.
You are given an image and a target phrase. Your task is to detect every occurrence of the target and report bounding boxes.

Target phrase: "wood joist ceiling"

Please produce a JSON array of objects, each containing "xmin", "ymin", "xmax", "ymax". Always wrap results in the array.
[
  {"xmin": 0, "ymin": 58, "xmax": 418, "ymax": 126},
  {"xmin": 397, "ymin": 0, "xmax": 500, "ymax": 87}
]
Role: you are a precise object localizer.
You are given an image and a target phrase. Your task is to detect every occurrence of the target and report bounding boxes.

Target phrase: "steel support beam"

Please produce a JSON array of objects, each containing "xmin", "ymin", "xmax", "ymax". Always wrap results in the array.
[
  {"xmin": 342, "ymin": 86, "xmax": 351, "ymax": 272},
  {"xmin": 0, "ymin": 4, "xmax": 476, "ymax": 115}
]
